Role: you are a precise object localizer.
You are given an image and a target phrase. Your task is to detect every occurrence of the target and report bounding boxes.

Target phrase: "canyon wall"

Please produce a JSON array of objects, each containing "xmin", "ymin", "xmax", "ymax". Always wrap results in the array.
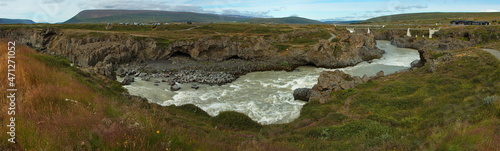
[{"xmin": 0, "ymin": 27, "xmax": 384, "ymax": 80}]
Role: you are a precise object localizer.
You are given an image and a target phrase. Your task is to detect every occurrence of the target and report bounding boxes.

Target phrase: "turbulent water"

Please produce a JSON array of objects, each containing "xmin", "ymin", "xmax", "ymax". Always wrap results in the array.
[{"xmin": 118, "ymin": 40, "xmax": 419, "ymax": 125}]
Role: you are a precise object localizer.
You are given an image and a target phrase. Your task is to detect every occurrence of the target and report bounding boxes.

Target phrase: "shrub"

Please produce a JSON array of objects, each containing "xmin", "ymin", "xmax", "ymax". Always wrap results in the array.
[
  {"xmin": 331, "ymin": 38, "xmax": 340, "ymax": 42},
  {"xmin": 170, "ymin": 104, "xmax": 210, "ymax": 117},
  {"xmin": 211, "ymin": 111, "xmax": 262, "ymax": 131},
  {"xmin": 482, "ymin": 95, "xmax": 498, "ymax": 105},
  {"xmin": 275, "ymin": 44, "xmax": 291, "ymax": 52}
]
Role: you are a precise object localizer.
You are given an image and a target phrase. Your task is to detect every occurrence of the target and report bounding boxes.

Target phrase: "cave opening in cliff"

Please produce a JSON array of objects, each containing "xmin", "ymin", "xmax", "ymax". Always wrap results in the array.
[
  {"xmin": 170, "ymin": 51, "xmax": 192, "ymax": 58},
  {"xmin": 227, "ymin": 55, "xmax": 243, "ymax": 60}
]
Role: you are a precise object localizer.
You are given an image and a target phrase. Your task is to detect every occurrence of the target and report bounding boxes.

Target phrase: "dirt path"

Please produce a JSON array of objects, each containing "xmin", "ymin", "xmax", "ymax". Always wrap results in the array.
[
  {"xmin": 482, "ymin": 49, "xmax": 500, "ymax": 60},
  {"xmin": 328, "ymin": 33, "xmax": 337, "ymax": 42}
]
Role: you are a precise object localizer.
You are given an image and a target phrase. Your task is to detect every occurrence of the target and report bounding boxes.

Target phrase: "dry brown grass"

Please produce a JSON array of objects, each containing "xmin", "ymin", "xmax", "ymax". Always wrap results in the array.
[{"xmin": 0, "ymin": 39, "xmax": 127, "ymax": 149}]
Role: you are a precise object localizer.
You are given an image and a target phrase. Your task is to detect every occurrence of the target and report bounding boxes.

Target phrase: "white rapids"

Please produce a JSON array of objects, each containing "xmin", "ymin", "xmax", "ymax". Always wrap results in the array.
[{"xmin": 118, "ymin": 40, "xmax": 420, "ymax": 125}]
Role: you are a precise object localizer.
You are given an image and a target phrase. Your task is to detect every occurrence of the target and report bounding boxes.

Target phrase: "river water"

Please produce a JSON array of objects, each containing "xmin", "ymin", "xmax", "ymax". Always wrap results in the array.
[{"xmin": 118, "ymin": 40, "xmax": 419, "ymax": 125}]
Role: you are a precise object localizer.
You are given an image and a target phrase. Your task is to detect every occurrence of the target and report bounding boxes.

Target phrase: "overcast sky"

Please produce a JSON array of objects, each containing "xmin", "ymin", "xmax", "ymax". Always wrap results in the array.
[{"xmin": 0, "ymin": 0, "xmax": 499, "ymax": 23}]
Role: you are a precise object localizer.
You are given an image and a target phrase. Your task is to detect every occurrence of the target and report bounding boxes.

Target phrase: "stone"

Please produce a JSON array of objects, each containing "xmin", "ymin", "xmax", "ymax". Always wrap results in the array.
[
  {"xmin": 410, "ymin": 59, "xmax": 422, "ymax": 68},
  {"xmin": 121, "ymin": 76, "xmax": 135, "ymax": 85},
  {"xmin": 154, "ymin": 83, "xmax": 159, "ymax": 86},
  {"xmin": 191, "ymin": 85, "xmax": 200, "ymax": 90},
  {"xmin": 376, "ymin": 71, "xmax": 384, "ymax": 77},
  {"xmin": 170, "ymin": 85, "xmax": 181, "ymax": 91},
  {"xmin": 141, "ymin": 76, "xmax": 151, "ymax": 81},
  {"xmin": 361, "ymin": 74, "xmax": 370, "ymax": 83},
  {"xmin": 116, "ymin": 68, "xmax": 126, "ymax": 77},
  {"xmin": 310, "ymin": 70, "xmax": 369, "ymax": 104},
  {"xmin": 293, "ymin": 88, "xmax": 311, "ymax": 102}
]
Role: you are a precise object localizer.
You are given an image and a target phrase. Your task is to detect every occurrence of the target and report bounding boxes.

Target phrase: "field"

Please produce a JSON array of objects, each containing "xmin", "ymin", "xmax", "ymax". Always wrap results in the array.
[
  {"xmin": 0, "ymin": 23, "xmax": 338, "ymax": 50},
  {"xmin": 361, "ymin": 12, "xmax": 500, "ymax": 25}
]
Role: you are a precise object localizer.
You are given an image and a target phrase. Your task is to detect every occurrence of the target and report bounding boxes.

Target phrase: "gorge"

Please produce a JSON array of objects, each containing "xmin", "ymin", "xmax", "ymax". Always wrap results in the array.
[{"xmin": 118, "ymin": 40, "xmax": 419, "ymax": 124}]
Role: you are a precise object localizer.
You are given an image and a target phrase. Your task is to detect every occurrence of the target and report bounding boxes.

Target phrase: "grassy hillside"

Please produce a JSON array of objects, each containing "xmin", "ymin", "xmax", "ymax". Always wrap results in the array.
[
  {"xmin": 240, "ymin": 17, "xmax": 324, "ymax": 24},
  {"xmin": 0, "ymin": 25, "xmax": 499, "ymax": 150},
  {"xmin": 362, "ymin": 12, "xmax": 500, "ymax": 24},
  {"xmin": 64, "ymin": 10, "xmax": 252, "ymax": 24}
]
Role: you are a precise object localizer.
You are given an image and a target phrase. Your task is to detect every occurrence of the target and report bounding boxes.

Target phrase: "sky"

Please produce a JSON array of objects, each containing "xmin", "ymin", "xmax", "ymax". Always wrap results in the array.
[{"xmin": 0, "ymin": 0, "xmax": 499, "ymax": 23}]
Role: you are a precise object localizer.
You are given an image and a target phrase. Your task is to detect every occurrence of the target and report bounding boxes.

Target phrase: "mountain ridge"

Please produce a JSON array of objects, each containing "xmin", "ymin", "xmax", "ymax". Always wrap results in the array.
[
  {"xmin": 64, "ymin": 9, "xmax": 253, "ymax": 24},
  {"xmin": 0, "ymin": 18, "xmax": 35, "ymax": 24},
  {"xmin": 64, "ymin": 9, "xmax": 325, "ymax": 24}
]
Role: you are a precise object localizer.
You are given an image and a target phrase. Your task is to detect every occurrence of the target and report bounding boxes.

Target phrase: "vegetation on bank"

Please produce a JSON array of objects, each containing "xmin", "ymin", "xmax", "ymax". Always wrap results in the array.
[{"xmin": 1, "ymin": 34, "xmax": 498, "ymax": 150}]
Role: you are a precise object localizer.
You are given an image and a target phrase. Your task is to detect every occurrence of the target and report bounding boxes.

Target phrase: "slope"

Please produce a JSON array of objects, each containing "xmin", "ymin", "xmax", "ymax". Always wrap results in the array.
[
  {"xmin": 64, "ymin": 10, "xmax": 252, "ymax": 24},
  {"xmin": 362, "ymin": 12, "xmax": 500, "ymax": 24}
]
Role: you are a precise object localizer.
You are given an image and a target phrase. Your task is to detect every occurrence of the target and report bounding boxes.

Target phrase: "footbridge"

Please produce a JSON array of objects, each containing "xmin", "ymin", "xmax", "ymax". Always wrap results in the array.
[{"xmin": 338, "ymin": 25, "xmax": 441, "ymax": 38}]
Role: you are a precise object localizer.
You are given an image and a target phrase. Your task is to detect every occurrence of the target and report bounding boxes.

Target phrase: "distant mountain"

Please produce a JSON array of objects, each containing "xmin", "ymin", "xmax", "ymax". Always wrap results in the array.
[
  {"xmin": 0, "ymin": 18, "xmax": 35, "ymax": 24},
  {"xmin": 240, "ymin": 17, "xmax": 324, "ymax": 24},
  {"xmin": 323, "ymin": 20, "xmax": 363, "ymax": 24},
  {"xmin": 64, "ymin": 10, "xmax": 253, "ymax": 24},
  {"xmin": 362, "ymin": 12, "xmax": 500, "ymax": 24}
]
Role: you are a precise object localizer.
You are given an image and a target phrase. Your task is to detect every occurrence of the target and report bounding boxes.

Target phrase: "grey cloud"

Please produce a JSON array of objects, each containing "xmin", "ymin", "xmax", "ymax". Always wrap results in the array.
[
  {"xmin": 41, "ymin": 0, "xmax": 64, "ymax": 4},
  {"xmin": 394, "ymin": 4, "xmax": 427, "ymax": 11},
  {"xmin": 372, "ymin": 10, "xmax": 392, "ymax": 14},
  {"xmin": 222, "ymin": 9, "xmax": 272, "ymax": 18}
]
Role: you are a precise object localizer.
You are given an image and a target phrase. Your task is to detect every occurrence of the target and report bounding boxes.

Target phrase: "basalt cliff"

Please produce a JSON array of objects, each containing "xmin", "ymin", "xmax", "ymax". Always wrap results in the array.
[{"xmin": 0, "ymin": 27, "xmax": 383, "ymax": 83}]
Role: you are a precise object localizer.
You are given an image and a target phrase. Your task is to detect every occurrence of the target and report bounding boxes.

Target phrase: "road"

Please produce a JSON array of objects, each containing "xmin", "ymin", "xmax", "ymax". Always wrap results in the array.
[{"xmin": 482, "ymin": 49, "xmax": 500, "ymax": 60}]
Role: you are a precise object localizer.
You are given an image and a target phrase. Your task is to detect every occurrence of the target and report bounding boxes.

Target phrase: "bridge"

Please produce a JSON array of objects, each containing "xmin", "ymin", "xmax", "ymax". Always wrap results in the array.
[{"xmin": 338, "ymin": 25, "xmax": 441, "ymax": 38}]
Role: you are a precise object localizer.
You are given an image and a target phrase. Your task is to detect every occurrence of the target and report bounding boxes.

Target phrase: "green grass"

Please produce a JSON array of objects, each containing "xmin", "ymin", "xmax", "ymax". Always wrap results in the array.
[
  {"xmin": 211, "ymin": 111, "xmax": 262, "ymax": 131},
  {"xmin": 284, "ymin": 46, "xmax": 500, "ymax": 150},
  {"xmin": 240, "ymin": 16, "xmax": 324, "ymax": 24},
  {"xmin": 1, "ymin": 23, "xmax": 499, "ymax": 150},
  {"xmin": 363, "ymin": 12, "xmax": 500, "ymax": 24}
]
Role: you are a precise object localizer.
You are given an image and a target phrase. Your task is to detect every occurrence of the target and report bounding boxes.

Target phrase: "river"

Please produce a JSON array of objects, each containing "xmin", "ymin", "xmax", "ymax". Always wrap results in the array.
[{"xmin": 118, "ymin": 40, "xmax": 419, "ymax": 125}]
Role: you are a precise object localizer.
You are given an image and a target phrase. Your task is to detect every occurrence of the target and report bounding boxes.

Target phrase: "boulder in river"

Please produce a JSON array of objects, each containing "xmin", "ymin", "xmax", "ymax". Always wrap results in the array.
[
  {"xmin": 293, "ymin": 88, "xmax": 311, "ymax": 102},
  {"xmin": 121, "ymin": 76, "xmax": 135, "ymax": 85},
  {"xmin": 191, "ymin": 85, "xmax": 200, "ymax": 90},
  {"xmin": 170, "ymin": 85, "xmax": 181, "ymax": 91}
]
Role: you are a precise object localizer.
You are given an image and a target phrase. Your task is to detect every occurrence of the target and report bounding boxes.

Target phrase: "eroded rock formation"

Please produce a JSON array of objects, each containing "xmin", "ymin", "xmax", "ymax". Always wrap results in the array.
[{"xmin": 0, "ymin": 27, "xmax": 384, "ymax": 82}]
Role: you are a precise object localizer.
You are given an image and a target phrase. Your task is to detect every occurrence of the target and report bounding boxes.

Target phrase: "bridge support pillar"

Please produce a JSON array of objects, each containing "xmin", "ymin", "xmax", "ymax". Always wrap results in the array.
[
  {"xmin": 429, "ymin": 28, "xmax": 440, "ymax": 38},
  {"xmin": 346, "ymin": 28, "xmax": 355, "ymax": 33}
]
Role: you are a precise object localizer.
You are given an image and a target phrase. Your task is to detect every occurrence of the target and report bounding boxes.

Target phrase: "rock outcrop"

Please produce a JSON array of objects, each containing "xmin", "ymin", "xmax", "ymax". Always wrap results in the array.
[
  {"xmin": 0, "ymin": 27, "xmax": 384, "ymax": 83},
  {"xmin": 121, "ymin": 75, "xmax": 135, "ymax": 85},
  {"xmin": 304, "ymin": 33, "xmax": 384, "ymax": 68},
  {"xmin": 309, "ymin": 70, "xmax": 372, "ymax": 104}
]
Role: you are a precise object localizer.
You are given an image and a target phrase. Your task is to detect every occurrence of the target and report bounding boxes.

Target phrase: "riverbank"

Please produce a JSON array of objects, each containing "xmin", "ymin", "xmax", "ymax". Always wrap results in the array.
[{"xmin": 119, "ymin": 40, "xmax": 419, "ymax": 125}]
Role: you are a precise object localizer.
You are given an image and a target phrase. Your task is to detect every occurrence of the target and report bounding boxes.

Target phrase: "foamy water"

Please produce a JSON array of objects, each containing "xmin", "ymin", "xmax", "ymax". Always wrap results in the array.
[{"xmin": 118, "ymin": 40, "xmax": 419, "ymax": 125}]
